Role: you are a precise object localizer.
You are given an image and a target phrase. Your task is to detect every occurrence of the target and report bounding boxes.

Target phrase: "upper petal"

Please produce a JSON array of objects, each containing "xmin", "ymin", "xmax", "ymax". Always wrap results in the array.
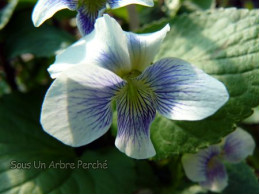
[
  {"xmin": 32, "ymin": 0, "xmax": 77, "ymax": 27},
  {"xmin": 138, "ymin": 58, "xmax": 229, "ymax": 121},
  {"xmin": 41, "ymin": 64, "xmax": 125, "ymax": 147},
  {"xmin": 48, "ymin": 14, "xmax": 131, "ymax": 79},
  {"xmin": 125, "ymin": 24, "xmax": 170, "ymax": 72},
  {"xmin": 222, "ymin": 127, "xmax": 255, "ymax": 163},
  {"xmin": 108, "ymin": 0, "xmax": 154, "ymax": 8},
  {"xmin": 115, "ymin": 80, "xmax": 156, "ymax": 159}
]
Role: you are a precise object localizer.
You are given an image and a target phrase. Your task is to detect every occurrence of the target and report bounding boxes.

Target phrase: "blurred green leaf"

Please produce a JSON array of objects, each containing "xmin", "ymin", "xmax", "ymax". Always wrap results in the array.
[
  {"xmin": 182, "ymin": 0, "xmax": 215, "ymax": 11},
  {"xmin": 243, "ymin": 106, "xmax": 259, "ymax": 124},
  {"xmin": 223, "ymin": 162, "xmax": 259, "ymax": 193},
  {"xmin": 164, "ymin": 0, "xmax": 182, "ymax": 17},
  {"xmin": 0, "ymin": 91, "xmax": 136, "ymax": 193},
  {"xmin": 4, "ymin": 12, "xmax": 75, "ymax": 59},
  {"xmin": 140, "ymin": 8, "xmax": 259, "ymax": 159},
  {"xmin": 0, "ymin": 0, "xmax": 18, "ymax": 30}
]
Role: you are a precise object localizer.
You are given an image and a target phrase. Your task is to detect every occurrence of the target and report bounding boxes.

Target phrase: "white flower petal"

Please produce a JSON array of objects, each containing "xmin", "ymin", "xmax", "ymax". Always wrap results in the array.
[
  {"xmin": 32, "ymin": 0, "xmax": 76, "ymax": 27},
  {"xmin": 222, "ymin": 127, "xmax": 255, "ymax": 163},
  {"xmin": 48, "ymin": 37, "xmax": 90, "ymax": 79},
  {"xmin": 115, "ymin": 80, "xmax": 156, "ymax": 159},
  {"xmin": 108, "ymin": 0, "xmax": 154, "ymax": 9},
  {"xmin": 93, "ymin": 14, "xmax": 131, "ymax": 75},
  {"xmin": 41, "ymin": 64, "xmax": 125, "ymax": 147},
  {"xmin": 138, "ymin": 58, "xmax": 229, "ymax": 120},
  {"xmin": 126, "ymin": 24, "xmax": 170, "ymax": 72},
  {"xmin": 48, "ymin": 14, "xmax": 131, "ymax": 79},
  {"xmin": 182, "ymin": 146, "xmax": 221, "ymax": 182}
]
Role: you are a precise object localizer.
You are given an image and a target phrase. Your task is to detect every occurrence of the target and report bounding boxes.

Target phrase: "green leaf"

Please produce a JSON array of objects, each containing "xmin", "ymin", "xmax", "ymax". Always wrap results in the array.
[
  {"xmin": 143, "ymin": 8, "xmax": 259, "ymax": 159},
  {"xmin": 182, "ymin": 0, "xmax": 215, "ymax": 11},
  {"xmin": 0, "ymin": 0, "xmax": 18, "ymax": 30},
  {"xmin": 223, "ymin": 162, "xmax": 259, "ymax": 194},
  {"xmin": 3, "ymin": 11, "xmax": 75, "ymax": 58},
  {"xmin": 0, "ymin": 91, "xmax": 136, "ymax": 193}
]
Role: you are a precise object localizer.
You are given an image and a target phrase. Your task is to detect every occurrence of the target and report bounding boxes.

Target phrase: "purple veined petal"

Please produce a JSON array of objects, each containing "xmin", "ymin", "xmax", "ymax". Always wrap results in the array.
[
  {"xmin": 76, "ymin": 5, "xmax": 107, "ymax": 36},
  {"xmin": 138, "ymin": 58, "xmax": 229, "ymax": 121},
  {"xmin": 93, "ymin": 14, "xmax": 132, "ymax": 76},
  {"xmin": 76, "ymin": 8, "xmax": 98, "ymax": 36},
  {"xmin": 125, "ymin": 24, "xmax": 170, "ymax": 72},
  {"xmin": 222, "ymin": 127, "xmax": 255, "ymax": 163},
  {"xmin": 182, "ymin": 146, "xmax": 228, "ymax": 192},
  {"xmin": 108, "ymin": 0, "xmax": 154, "ymax": 9},
  {"xmin": 48, "ymin": 14, "xmax": 131, "ymax": 79},
  {"xmin": 115, "ymin": 80, "xmax": 156, "ymax": 159},
  {"xmin": 32, "ymin": 0, "xmax": 77, "ymax": 27},
  {"xmin": 199, "ymin": 158, "xmax": 228, "ymax": 192},
  {"xmin": 41, "ymin": 64, "xmax": 125, "ymax": 147}
]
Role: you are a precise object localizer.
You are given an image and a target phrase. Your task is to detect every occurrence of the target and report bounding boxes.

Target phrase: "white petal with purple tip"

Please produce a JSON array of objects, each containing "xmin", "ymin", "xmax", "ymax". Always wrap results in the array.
[
  {"xmin": 32, "ymin": 0, "xmax": 77, "ymax": 27},
  {"xmin": 138, "ymin": 58, "xmax": 229, "ymax": 121},
  {"xmin": 108, "ymin": 0, "xmax": 154, "ymax": 9},
  {"xmin": 222, "ymin": 127, "xmax": 255, "ymax": 163},
  {"xmin": 125, "ymin": 24, "xmax": 170, "ymax": 72},
  {"xmin": 41, "ymin": 64, "xmax": 125, "ymax": 147}
]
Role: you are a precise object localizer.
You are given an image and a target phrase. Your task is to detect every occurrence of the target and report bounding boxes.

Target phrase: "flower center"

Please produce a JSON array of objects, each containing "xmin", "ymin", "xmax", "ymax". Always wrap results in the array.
[
  {"xmin": 115, "ymin": 71, "xmax": 156, "ymax": 110},
  {"xmin": 122, "ymin": 70, "xmax": 142, "ymax": 80}
]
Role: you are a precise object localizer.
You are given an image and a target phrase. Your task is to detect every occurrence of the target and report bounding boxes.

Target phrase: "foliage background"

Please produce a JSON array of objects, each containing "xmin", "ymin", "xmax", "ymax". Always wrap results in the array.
[{"xmin": 0, "ymin": 0, "xmax": 259, "ymax": 193}]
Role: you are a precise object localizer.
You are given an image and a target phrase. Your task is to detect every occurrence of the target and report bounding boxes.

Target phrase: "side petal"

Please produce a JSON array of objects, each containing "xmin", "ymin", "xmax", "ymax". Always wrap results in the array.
[
  {"xmin": 41, "ymin": 64, "xmax": 125, "ymax": 147},
  {"xmin": 48, "ymin": 14, "xmax": 131, "ymax": 79},
  {"xmin": 222, "ymin": 127, "xmax": 255, "ymax": 163},
  {"xmin": 125, "ymin": 24, "xmax": 170, "ymax": 72},
  {"xmin": 138, "ymin": 58, "xmax": 229, "ymax": 121},
  {"xmin": 108, "ymin": 0, "xmax": 154, "ymax": 9},
  {"xmin": 115, "ymin": 80, "xmax": 156, "ymax": 159},
  {"xmin": 32, "ymin": 0, "xmax": 77, "ymax": 27},
  {"xmin": 182, "ymin": 146, "xmax": 221, "ymax": 183}
]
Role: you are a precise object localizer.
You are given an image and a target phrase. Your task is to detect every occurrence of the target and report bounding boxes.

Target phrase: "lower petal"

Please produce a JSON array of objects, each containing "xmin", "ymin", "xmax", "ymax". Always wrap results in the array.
[
  {"xmin": 138, "ymin": 58, "xmax": 229, "ymax": 121},
  {"xmin": 115, "ymin": 81, "xmax": 156, "ymax": 159},
  {"xmin": 222, "ymin": 127, "xmax": 255, "ymax": 163},
  {"xmin": 32, "ymin": 0, "xmax": 77, "ymax": 27},
  {"xmin": 199, "ymin": 159, "xmax": 228, "ymax": 192},
  {"xmin": 41, "ymin": 64, "xmax": 125, "ymax": 147}
]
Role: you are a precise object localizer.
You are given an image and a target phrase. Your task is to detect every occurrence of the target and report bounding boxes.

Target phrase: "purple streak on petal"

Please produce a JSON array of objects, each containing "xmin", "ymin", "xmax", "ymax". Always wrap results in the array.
[
  {"xmin": 222, "ymin": 128, "xmax": 255, "ymax": 163},
  {"xmin": 76, "ymin": 8, "xmax": 99, "ymax": 35},
  {"xmin": 66, "ymin": 72, "xmax": 125, "ymax": 132},
  {"xmin": 115, "ymin": 80, "xmax": 156, "ymax": 158},
  {"xmin": 97, "ymin": 46, "xmax": 131, "ymax": 75},
  {"xmin": 137, "ymin": 57, "xmax": 229, "ymax": 121},
  {"xmin": 200, "ymin": 158, "xmax": 228, "ymax": 192}
]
